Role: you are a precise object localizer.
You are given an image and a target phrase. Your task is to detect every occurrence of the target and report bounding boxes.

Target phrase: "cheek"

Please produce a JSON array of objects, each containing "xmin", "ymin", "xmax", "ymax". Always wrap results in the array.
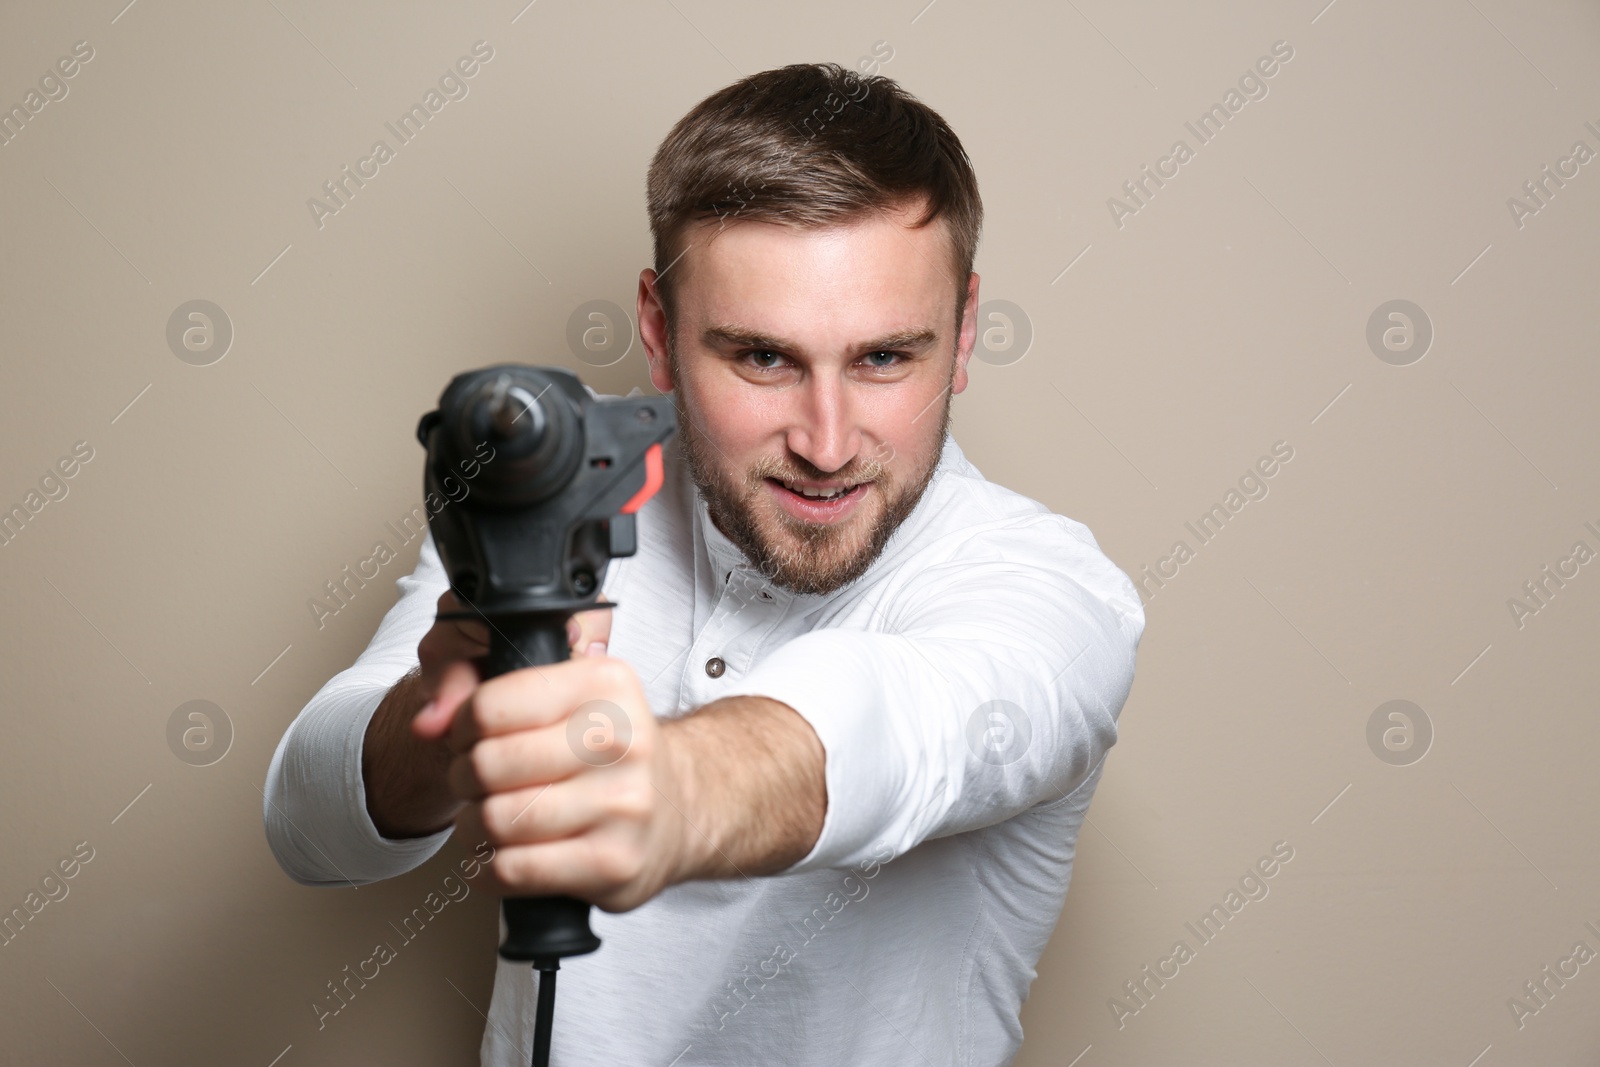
[
  {"xmin": 877, "ymin": 393, "xmax": 945, "ymax": 452},
  {"xmin": 686, "ymin": 383, "xmax": 781, "ymax": 456}
]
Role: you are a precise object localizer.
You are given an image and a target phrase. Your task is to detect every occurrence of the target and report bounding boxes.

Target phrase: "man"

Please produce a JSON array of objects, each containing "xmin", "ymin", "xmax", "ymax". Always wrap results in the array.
[{"xmin": 265, "ymin": 62, "xmax": 1143, "ymax": 1065}]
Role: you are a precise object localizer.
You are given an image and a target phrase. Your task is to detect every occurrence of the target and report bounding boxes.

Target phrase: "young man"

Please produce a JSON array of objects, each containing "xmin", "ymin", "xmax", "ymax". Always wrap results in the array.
[{"xmin": 265, "ymin": 62, "xmax": 1144, "ymax": 1065}]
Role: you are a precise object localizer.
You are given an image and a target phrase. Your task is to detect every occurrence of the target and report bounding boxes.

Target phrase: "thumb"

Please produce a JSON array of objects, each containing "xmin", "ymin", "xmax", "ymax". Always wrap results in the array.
[
  {"xmin": 569, "ymin": 595, "xmax": 613, "ymax": 657},
  {"xmin": 412, "ymin": 659, "xmax": 479, "ymax": 741}
]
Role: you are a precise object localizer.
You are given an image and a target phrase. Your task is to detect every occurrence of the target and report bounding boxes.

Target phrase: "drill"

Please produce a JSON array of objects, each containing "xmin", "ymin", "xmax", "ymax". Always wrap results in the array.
[{"xmin": 416, "ymin": 364, "xmax": 676, "ymax": 1067}]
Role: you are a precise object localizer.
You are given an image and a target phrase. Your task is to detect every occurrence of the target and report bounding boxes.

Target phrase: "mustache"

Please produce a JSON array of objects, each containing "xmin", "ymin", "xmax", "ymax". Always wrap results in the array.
[{"xmin": 751, "ymin": 453, "xmax": 887, "ymax": 487}]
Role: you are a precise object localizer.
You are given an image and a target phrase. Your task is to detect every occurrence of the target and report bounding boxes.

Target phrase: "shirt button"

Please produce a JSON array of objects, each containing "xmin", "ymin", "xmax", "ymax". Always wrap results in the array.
[{"xmin": 705, "ymin": 656, "xmax": 726, "ymax": 678}]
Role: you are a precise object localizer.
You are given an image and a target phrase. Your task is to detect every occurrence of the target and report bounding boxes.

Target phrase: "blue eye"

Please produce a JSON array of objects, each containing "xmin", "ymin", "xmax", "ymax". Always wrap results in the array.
[{"xmin": 864, "ymin": 351, "xmax": 901, "ymax": 368}]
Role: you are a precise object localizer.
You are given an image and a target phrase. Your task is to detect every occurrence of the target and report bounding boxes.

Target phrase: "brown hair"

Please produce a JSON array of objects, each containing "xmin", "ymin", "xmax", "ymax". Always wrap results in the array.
[{"xmin": 645, "ymin": 62, "xmax": 982, "ymax": 329}]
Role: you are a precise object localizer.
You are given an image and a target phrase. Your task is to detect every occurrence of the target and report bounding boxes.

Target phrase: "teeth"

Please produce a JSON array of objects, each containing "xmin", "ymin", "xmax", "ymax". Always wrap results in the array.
[{"xmin": 783, "ymin": 480, "xmax": 849, "ymax": 500}]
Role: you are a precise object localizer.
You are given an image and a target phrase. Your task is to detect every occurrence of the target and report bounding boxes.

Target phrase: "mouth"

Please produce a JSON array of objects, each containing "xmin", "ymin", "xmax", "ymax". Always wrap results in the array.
[{"xmin": 765, "ymin": 477, "xmax": 870, "ymax": 522}]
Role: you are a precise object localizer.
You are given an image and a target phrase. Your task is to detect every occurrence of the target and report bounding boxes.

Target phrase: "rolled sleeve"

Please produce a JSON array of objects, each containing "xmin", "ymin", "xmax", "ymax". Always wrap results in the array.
[
  {"xmin": 737, "ymin": 518, "xmax": 1144, "ymax": 874},
  {"xmin": 262, "ymin": 532, "xmax": 455, "ymax": 887}
]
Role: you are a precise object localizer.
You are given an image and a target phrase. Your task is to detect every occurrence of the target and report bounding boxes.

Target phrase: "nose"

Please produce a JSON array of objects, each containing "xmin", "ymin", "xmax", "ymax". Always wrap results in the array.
[{"xmin": 784, "ymin": 372, "xmax": 862, "ymax": 475}]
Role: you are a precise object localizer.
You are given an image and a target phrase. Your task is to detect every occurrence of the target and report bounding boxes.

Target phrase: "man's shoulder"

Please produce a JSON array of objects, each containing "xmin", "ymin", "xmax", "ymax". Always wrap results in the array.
[
  {"xmin": 874, "ymin": 435, "xmax": 1144, "ymax": 630},
  {"xmin": 901, "ymin": 435, "xmax": 1097, "ymax": 562}
]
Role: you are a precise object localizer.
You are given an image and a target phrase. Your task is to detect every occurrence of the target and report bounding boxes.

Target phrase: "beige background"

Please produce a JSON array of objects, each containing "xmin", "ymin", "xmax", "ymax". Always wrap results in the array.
[{"xmin": 2, "ymin": 0, "xmax": 1597, "ymax": 1063}]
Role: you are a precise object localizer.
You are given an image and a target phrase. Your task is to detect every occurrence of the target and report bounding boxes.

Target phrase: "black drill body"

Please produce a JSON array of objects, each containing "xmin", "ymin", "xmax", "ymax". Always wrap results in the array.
[{"xmin": 416, "ymin": 364, "xmax": 676, "ymax": 1065}]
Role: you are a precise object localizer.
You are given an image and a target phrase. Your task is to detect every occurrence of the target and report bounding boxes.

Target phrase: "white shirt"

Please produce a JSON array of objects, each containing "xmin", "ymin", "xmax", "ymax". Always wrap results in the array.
[{"xmin": 264, "ymin": 414, "xmax": 1144, "ymax": 1066}]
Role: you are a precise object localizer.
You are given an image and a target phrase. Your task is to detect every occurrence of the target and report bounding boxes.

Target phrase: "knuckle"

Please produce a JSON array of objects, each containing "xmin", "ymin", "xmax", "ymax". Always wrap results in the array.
[
  {"xmin": 593, "ymin": 843, "xmax": 643, "ymax": 885},
  {"xmin": 471, "ymin": 694, "xmax": 497, "ymax": 733},
  {"xmin": 612, "ymin": 783, "xmax": 653, "ymax": 821},
  {"xmin": 595, "ymin": 657, "xmax": 634, "ymax": 692},
  {"xmin": 482, "ymin": 794, "xmax": 516, "ymax": 839},
  {"xmin": 468, "ymin": 744, "xmax": 495, "ymax": 791},
  {"xmin": 623, "ymin": 724, "xmax": 654, "ymax": 762},
  {"xmin": 474, "ymin": 790, "xmax": 497, "ymax": 825},
  {"xmin": 478, "ymin": 806, "xmax": 505, "ymax": 843}
]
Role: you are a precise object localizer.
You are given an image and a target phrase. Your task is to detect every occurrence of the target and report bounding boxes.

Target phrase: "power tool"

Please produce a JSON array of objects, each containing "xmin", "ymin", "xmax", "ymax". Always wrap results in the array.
[{"xmin": 416, "ymin": 364, "xmax": 676, "ymax": 1066}]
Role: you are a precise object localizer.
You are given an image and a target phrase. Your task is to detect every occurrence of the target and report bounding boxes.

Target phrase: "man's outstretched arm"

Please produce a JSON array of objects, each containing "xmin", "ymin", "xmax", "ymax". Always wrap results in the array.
[
  {"xmin": 423, "ymin": 518, "xmax": 1139, "ymax": 911},
  {"xmin": 660, "ymin": 694, "xmax": 827, "ymax": 879}
]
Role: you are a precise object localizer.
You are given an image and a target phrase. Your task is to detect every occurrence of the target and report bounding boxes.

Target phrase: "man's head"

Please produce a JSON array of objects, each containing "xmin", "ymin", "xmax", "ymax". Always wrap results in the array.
[{"xmin": 637, "ymin": 63, "xmax": 983, "ymax": 597}]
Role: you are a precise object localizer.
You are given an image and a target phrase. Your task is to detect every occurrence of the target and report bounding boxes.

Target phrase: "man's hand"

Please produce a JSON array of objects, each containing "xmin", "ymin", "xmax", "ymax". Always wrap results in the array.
[
  {"xmin": 414, "ymin": 644, "xmax": 828, "ymax": 912},
  {"xmin": 434, "ymin": 653, "xmax": 695, "ymax": 913},
  {"xmin": 361, "ymin": 592, "xmax": 611, "ymax": 840}
]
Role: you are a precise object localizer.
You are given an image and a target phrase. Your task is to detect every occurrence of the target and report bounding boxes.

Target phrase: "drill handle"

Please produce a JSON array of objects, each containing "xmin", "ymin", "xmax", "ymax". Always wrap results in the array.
[
  {"xmin": 480, "ymin": 614, "xmax": 570, "ymax": 681},
  {"xmin": 479, "ymin": 614, "xmax": 604, "ymax": 964}
]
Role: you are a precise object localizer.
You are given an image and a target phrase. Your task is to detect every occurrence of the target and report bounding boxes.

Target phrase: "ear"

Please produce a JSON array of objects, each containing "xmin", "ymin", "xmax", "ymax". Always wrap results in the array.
[
  {"xmin": 952, "ymin": 273, "xmax": 979, "ymax": 396},
  {"xmin": 637, "ymin": 269, "xmax": 675, "ymax": 395}
]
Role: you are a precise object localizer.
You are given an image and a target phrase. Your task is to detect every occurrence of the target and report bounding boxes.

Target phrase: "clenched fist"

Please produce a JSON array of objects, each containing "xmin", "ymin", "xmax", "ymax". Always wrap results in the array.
[
  {"xmin": 407, "ymin": 591, "xmax": 699, "ymax": 912},
  {"xmin": 437, "ymin": 651, "xmax": 694, "ymax": 912}
]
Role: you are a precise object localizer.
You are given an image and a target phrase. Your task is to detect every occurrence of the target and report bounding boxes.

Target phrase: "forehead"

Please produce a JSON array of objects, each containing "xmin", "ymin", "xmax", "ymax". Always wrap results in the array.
[{"xmin": 672, "ymin": 207, "xmax": 959, "ymax": 333}]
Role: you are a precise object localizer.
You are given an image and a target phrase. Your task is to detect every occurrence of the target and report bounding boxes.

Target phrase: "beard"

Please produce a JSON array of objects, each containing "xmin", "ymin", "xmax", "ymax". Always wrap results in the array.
[{"xmin": 668, "ymin": 347, "xmax": 955, "ymax": 598}]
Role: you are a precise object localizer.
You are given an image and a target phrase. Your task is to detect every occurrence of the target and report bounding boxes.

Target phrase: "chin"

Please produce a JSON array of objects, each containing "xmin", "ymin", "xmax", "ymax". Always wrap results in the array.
[{"xmin": 754, "ymin": 501, "xmax": 890, "ymax": 595}]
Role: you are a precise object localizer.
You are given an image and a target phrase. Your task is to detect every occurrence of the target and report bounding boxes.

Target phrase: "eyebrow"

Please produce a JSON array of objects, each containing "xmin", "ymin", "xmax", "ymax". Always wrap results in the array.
[{"xmin": 702, "ymin": 324, "xmax": 939, "ymax": 352}]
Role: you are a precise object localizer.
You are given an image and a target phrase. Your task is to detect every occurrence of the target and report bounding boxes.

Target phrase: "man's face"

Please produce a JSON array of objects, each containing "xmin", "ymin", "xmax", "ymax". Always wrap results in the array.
[{"xmin": 637, "ymin": 201, "xmax": 979, "ymax": 596}]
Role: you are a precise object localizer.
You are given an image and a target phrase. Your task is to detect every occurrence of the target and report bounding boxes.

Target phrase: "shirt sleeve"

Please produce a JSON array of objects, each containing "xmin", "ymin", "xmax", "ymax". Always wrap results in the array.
[
  {"xmin": 261, "ymin": 532, "xmax": 455, "ymax": 887},
  {"xmin": 734, "ymin": 515, "xmax": 1145, "ymax": 874}
]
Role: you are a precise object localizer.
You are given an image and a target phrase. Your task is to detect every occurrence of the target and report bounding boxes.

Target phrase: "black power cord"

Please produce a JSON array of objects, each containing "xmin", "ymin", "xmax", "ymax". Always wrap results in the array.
[{"xmin": 532, "ymin": 960, "xmax": 559, "ymax": 1067}]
